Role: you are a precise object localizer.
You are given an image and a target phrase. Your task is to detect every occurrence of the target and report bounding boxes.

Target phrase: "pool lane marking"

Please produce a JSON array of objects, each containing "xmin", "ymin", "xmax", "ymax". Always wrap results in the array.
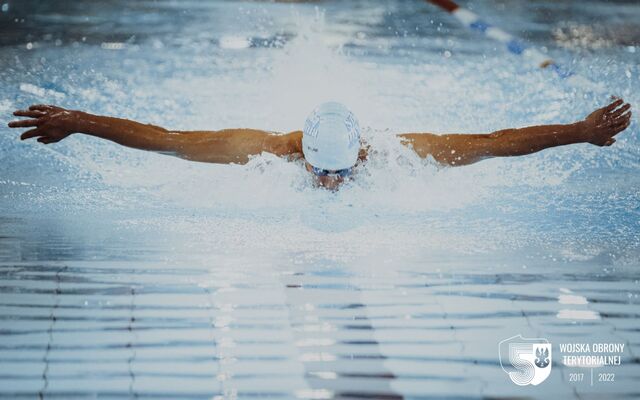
[
  {"xmin": 281, "ymin": 266, "xmax": 403, "ymax": 399},
  {"xmin": 426, "ymin": 0, "xmax": 605, "ymax": 91},
  {"xmin": 126, "ymin": 286, "xmax": 138, "ymax": 398},
  {"xmin": 203, "ymin": 265, "xmax": 309, "ymax": 397},
  {"xmin": 38, "ymin": 266, "xmax": 67, "ymax": 400}
]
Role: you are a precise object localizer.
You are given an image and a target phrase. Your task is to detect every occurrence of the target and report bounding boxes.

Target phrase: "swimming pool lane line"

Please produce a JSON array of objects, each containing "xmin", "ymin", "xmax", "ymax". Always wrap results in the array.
[
  {"xmin": 426, "ymin": 0, "xmax": 605, "ymax": 92},
  {"xmin": 202, "ymin": 284, "xmax": 231, "ymax": 398},
  {"xmin": 126, "ymin": 286, "xmax": 139, "ymax": 398},
  {"xmin": 38, "ymin": 265, "xmax": 67, "ymax": 400},
  {"xmin": 280, "ymin": 265, "xmax": 403, "ymax": 399}
]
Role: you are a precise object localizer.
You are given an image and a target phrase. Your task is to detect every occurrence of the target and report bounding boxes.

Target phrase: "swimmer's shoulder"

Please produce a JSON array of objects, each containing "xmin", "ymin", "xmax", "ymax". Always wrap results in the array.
[
  {"xmin": 284, "ymin": 130, "xmax": 303, "ymax": 155},
  {"xmin": 265, "ymin": 130, "xmax": 303, "ymax": 159}
]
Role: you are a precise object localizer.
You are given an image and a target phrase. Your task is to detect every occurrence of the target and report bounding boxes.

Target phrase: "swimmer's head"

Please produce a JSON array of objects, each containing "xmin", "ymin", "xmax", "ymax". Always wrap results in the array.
[
  {"xmin": 302, "ymin": 102, "xmax": 360, "ymax": 190},
  {"xmin": 302, "ymin": 102, "xmax": 361, "ymax": 172}
]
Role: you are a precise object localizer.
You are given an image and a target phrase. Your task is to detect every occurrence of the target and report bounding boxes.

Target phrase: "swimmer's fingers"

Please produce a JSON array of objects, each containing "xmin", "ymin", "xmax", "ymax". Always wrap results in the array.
[
  {"xmin": 619, "ymin": 110, "xmax": 632, "ymax": 124},
  {"xmin": 8, "ymin": 118, "xmax": 42, "ymax": 128},
  {"xmin": 603, "ymin": 138, "xmax": 616, "ymax": 146},
  {"xmin": 611, "ymin": 115, "xmax": 631, "ymax": 134},
  {"xmin": 611, "ymin": 111, "xmax": 632, "ymax": 128},
  {"xmin": 28, "ymin": 104, "xmax": 58, "ymax": 112},
  {"xmin": 37, "ymin": 137, "xmax": 55, "ymax": 144},
  {"xmin": 604, "ymin": 99, "xmax": 624, "ymax": 113},
  {"xmin": 13, "ymin": 109, "xmax": 46, "ymax": 118},
  {"xmin": 19, "ymin": 128, "xmax": 43, "ymax": 141},
  {"xmin": 599, "ymin": 108, "xmax": 630, "ymax": 129},
  {"xmin": 40, "ymin": 134, "xmax": 65, "ymax": 143},
  {"xmin": 21, "ymin": 129, "xmax": 61, "ymax": 144},
  {"xmin": 609, "ymin": 103, "xmax": 630, "ymax": 120}
]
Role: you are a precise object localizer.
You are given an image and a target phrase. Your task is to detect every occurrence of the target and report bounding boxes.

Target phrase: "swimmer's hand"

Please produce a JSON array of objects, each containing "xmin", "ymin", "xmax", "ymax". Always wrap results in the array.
[
  {"xmin": 581, "ymin": 99, "xmax": 632, "ymax": 147},
  {"xmin": 8, "ymin": 104, "xmax": 79, "ymax": 144}
]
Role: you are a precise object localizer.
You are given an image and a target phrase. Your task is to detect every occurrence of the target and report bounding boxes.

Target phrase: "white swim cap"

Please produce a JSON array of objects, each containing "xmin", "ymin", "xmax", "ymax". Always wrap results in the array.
[{"xmin": 302, "ymin": 102, "xmax": 361, "ymax": 171}]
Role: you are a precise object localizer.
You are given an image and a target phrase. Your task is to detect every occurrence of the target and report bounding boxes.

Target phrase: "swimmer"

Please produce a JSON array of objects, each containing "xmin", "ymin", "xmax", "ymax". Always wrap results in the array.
[{"xmin": 8, "ymin": 99, "xmax": 632, "ymax": 190}]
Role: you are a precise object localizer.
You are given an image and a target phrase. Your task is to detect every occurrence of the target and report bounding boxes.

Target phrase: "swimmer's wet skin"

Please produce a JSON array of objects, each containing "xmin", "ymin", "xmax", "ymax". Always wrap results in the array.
[{"xmin": 8, "ymin": 99, "xmax": 632, "ymax": 190}]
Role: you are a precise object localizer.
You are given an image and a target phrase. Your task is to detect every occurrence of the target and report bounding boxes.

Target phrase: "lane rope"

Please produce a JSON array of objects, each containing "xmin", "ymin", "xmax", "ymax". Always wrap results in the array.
[{"xmin": 426, "ymin": 0, "xmax": 604, "ymax": 91}]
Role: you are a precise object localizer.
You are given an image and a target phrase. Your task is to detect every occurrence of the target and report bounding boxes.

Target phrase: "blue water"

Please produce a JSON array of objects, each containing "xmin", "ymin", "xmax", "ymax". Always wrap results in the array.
[{"xmin": 0, "ymin": 0, "xmax": 639, "ymax": 398}]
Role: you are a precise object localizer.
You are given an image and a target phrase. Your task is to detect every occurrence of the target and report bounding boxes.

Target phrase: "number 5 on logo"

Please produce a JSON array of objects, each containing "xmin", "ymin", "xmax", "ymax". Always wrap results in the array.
[{"xmin": 499, "ymin": 335, "xmax": 552, "ymax": 386}]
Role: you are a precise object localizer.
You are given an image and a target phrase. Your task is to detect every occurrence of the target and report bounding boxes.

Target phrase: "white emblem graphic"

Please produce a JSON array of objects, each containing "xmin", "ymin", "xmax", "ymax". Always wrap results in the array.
[
  {"xmin": 344, "ymin": 112, "xmax": 360, "ymax": 147},
  {"xmin": 499, "ymin": 335, "xmax": 552, "ymax": 386},
  {"xmin": 304, "ymin": 109, "xmax": 321, "ymax": 138}
]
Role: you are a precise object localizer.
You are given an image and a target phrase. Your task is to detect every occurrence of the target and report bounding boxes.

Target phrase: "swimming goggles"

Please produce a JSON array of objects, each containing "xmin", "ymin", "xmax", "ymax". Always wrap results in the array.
[{"xmin": 310, "ymin": 165, "xmax": 353, "ymax": 178}]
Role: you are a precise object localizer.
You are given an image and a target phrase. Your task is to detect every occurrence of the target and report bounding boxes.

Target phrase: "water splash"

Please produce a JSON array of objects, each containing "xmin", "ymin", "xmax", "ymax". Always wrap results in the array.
[{"xmin": 0, "ymin": 1, "xmax": 638, "ymax": 260}]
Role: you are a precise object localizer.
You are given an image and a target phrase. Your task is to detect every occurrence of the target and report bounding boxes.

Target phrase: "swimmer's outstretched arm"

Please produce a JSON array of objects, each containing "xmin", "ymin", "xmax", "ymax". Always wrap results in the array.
[
  {"xmin": 398, "ymin": 99, "xmax": 632, "ymax": 166},
  {"xmin": 8, "ymin": 105, "xmax": 302, "ymax": 164}
]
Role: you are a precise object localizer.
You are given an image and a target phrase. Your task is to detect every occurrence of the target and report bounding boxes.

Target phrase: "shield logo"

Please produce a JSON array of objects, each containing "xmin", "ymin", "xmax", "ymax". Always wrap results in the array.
[{"xmin": 499, "ymin": 335, "xmax": 552, "ymax": 386}]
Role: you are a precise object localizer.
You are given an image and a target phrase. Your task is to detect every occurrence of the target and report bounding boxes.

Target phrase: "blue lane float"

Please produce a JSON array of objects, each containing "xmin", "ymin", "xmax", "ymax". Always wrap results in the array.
[{"xmin": 426, "ymin": 0, "xmax": 604, "ymax": 91}]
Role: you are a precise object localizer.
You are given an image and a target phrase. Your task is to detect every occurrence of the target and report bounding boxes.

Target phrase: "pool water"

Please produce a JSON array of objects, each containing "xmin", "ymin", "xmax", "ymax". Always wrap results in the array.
[{"xmin": 0, "ymin": 0, "xmax": 639, "ymax": 398}]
